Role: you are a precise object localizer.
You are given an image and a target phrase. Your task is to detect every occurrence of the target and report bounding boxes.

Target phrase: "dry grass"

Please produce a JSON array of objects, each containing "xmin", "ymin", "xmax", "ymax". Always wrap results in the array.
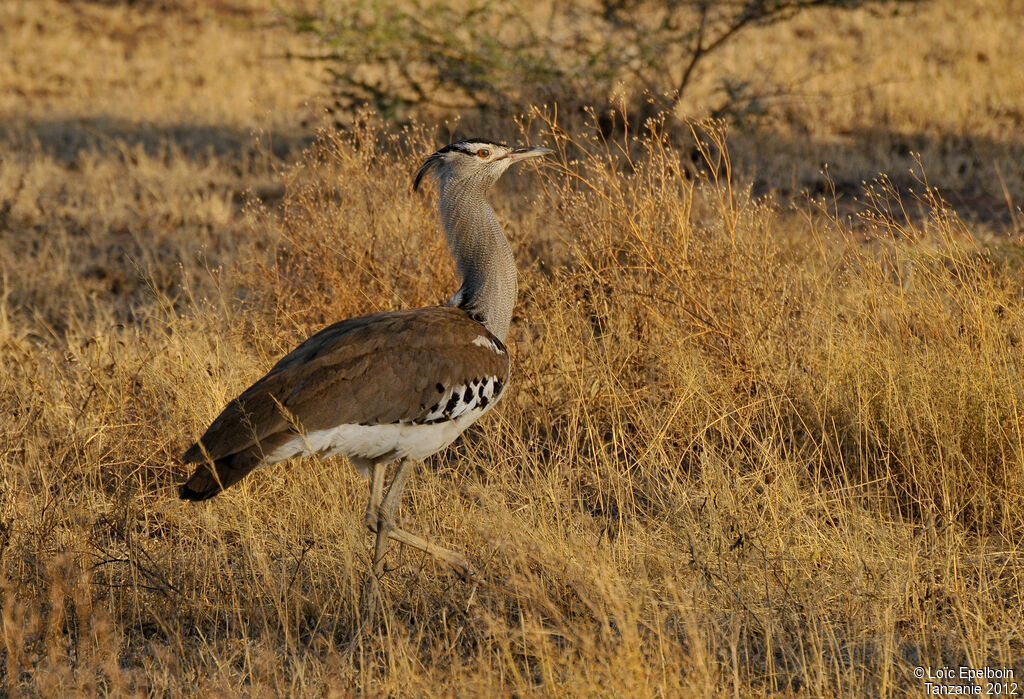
[{"xmin": 2, "ymin": 0, "xmax": 1024, "ymax": 696}]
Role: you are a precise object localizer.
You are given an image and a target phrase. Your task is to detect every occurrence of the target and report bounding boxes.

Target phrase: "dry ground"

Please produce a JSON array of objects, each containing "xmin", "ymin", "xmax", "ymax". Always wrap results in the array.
[{"xmin": 1, "ymin": 0, "xmax": 1023, "ymax": 696}]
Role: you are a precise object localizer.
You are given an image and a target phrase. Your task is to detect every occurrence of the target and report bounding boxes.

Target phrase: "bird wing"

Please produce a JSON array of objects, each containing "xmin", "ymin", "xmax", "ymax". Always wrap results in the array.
[{"xmin": 182, "ymin": 306, "xmax": 510, "ymax": 464}]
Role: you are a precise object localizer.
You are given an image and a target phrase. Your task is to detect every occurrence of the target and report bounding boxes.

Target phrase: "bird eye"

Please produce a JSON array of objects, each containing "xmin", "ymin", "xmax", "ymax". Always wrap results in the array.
[{"xmin": 477, "ymin": 148, "xmax": 490, "ymax": 158}]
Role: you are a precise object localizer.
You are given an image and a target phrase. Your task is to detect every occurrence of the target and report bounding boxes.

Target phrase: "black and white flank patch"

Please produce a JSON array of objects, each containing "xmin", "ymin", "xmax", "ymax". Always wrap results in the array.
[{"xmin": 410, "ymin": 375, "xmax": 506, "ymax": 425}]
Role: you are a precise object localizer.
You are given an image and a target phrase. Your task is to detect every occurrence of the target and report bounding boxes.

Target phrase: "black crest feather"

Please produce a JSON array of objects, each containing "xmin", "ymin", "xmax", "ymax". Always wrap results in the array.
[{"xmin": 414, "ymin": 153, "xmax": 442, "ymax": 191}]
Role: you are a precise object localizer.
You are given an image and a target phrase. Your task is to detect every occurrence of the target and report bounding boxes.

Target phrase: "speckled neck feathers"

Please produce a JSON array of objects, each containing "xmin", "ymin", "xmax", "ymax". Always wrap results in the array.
[{"xmin": 438, "ymin": 174, "xmax": 517, "ymax": 342}]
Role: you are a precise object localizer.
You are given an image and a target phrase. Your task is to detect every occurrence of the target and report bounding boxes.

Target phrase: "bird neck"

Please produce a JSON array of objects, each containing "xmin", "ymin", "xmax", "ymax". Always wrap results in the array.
[{"xmin": 439, "ymin": 177, "xmax": 517, "ymax": 342}]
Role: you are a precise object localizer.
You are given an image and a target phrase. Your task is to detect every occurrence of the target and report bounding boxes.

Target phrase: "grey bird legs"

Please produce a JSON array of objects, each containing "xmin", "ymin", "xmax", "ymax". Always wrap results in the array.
[{"xmin": 360, "ymin": 459, "xmax": 477, "ymax": 626}]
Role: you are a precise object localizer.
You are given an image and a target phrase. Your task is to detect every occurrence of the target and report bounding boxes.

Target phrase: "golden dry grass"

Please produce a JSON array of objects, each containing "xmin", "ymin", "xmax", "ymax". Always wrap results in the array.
[{"xmin": 2, "ymin": 0, "xmax": 1023, "ymax": 696}]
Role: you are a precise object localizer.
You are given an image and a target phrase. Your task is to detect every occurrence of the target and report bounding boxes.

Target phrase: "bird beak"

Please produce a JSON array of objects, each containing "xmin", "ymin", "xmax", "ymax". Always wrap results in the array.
[{"xmin": 506, "ymin": 146, "xmax": 553, "ymax": 162}]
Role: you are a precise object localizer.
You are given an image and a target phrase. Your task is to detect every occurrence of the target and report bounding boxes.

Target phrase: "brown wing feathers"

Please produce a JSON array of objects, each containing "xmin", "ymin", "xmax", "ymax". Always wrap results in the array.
[{"xmin": 180, "ymin": 306, "xmax": 509, "ymax": 500}]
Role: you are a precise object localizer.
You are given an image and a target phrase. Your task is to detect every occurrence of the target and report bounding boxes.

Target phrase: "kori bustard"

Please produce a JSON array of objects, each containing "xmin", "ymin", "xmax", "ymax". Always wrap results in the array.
[{"xmin": 179, "ymin": 138, "xmax": 550, "ymax": 585}]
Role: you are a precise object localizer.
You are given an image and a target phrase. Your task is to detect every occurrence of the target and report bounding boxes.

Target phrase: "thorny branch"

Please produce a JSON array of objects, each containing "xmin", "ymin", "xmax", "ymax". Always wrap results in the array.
[{"xmin": 285, "ymin": 0, "xmax": 914, "ymax": 121}]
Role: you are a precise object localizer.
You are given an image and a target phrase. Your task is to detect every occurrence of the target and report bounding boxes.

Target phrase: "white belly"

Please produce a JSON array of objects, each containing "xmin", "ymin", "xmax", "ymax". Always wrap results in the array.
[{"xmin": 265, "ymin": 406, "xmax": 492, "ymax": 473}]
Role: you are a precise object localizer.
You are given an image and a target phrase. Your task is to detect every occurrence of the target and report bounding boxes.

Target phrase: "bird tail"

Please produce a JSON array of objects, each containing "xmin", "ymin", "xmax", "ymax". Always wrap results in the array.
[{"xmin": 179, "ymin": 447, "xmax": 264, "ymax": 501}]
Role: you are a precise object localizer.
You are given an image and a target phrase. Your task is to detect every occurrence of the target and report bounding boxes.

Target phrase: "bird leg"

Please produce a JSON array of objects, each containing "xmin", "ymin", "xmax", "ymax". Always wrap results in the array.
[
  {"xmin": 377, "ymin": 461, "xmax": 478, "ymax": 580},
  {"xmin": 360, "ymin": 459, "xmax": 411, "ymax": 627},
  {"xmin": 373, "ymin": 459, "xmax": 412, "ymax": 572},
  {"xmin": 359, "ymin": 459, "xmax": 479, "ymax": 627},
  {"xmin": 386, "ymin": 527, "xmax": 477, "ymax": 581},
  {"xmin": 363, "ymin": 461, "xmax": 386, "ymax": 533}
]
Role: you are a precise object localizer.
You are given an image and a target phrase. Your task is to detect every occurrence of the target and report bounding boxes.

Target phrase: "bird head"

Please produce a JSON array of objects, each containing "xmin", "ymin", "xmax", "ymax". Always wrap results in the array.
[{"xmin": 414, "ymin": 138, "xmax": 551, "ymax": 191}]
